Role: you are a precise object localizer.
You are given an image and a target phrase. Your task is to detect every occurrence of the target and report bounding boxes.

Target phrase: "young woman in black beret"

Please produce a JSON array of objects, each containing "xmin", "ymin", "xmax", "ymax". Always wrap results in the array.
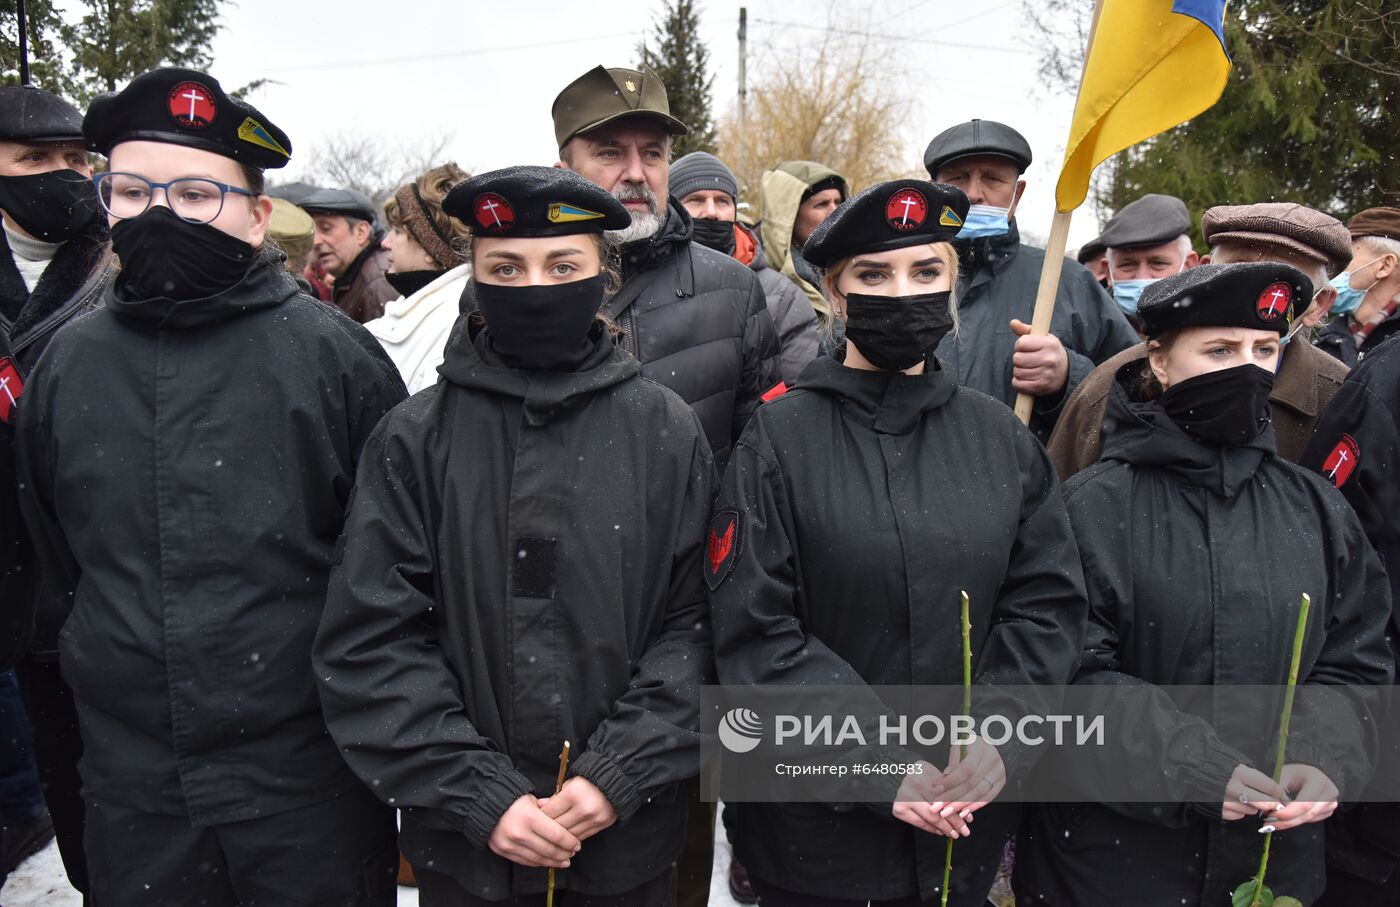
[
  {"xmin": 314, "ymin": 165, "xmax": 715, "ymax": 907},
  {"xmin": 707, "ymin": 179, "xmax": 1088, "ymax": 906},
  {"xmin": 1015, "ymin": 263, "xmax": 1393, "ymax": 905}
]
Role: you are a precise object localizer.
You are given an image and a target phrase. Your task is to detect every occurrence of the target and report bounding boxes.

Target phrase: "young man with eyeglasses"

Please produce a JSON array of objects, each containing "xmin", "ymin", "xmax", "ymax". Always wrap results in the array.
[{"xmin": 13, "ymin": 68, "xmax": 406, "ymax": 905}]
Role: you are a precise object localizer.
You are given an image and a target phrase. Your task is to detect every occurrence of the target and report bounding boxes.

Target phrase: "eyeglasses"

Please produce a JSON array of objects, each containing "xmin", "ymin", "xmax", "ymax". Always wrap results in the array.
[{"xmin": 93, "ymin": 172, "xmax": 256, "ymax": 225}]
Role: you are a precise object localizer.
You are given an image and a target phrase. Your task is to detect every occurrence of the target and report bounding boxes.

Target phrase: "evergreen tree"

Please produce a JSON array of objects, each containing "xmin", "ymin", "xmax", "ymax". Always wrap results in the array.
[
  {"xmin": 62, "ymin": 0, "xmax": 223, "ymax": 106},
  {"xmin": 638, "ymin": 0, "xmax": 717, "ymax": 157},
  {"xmin": 1, "ymin": 0, "xmax": 72, "ymax": 95}
]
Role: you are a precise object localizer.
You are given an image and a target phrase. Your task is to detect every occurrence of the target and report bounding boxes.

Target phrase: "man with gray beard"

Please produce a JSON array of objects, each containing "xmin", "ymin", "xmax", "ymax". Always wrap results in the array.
[{"xmin": 552, "ymin": 65, "xmax": 779, "ymax": 469}]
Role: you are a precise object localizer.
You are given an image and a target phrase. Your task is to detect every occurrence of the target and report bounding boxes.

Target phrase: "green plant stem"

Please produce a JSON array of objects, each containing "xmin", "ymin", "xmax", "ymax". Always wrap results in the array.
[
  {"xmin": 941, "ymin": 591, "xmax": 972, "ymax": 907},
  {"xmin": 1249, "ymin": 593, "xmax": 1311, "ymax": 907}
]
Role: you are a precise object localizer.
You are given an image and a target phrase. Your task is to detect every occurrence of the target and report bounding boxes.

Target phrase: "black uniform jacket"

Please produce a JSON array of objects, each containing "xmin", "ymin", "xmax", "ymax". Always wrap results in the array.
[
  {"xmin": 0, "ymin": 328, "xmax": 27, "ymax": 669},
  {"xmin": 14, "ymin": 256, "xmax": 407, "ymax": 825},
  {"xmin": 1017, "ymin": 365, "xmax": 1394, "ymax": 906},
  {"xmin": 708, "ymin": 354, "xmax": 1088, "ymax": 903},
  {"xmin": 313, "ymin": 319, "xmax": 717, "ymax": 899}
]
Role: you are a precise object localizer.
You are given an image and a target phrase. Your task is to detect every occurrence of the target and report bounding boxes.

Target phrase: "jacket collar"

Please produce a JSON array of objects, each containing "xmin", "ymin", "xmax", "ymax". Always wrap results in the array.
[
  {"xmin": 369, "ymin": 263, "xmax": 471, "ymax": 341},
  {"xmin": 619, "ymin": 198, "xmax": 692, "ymax": 283},
  {"xmin": 438, "ymin": 319, "xmax": 640, "ymax": 426},
  {"xmin": 106, "ymin": 252, "xmax": 296, "ymax": 330},
  {"xmin": 954, "ymin": 217, "xmax": 1023, "ymax": 290},
  {"xmin": 0, "ymin": 215, "xmax": 109, "ymax": 339},
  {"xmin": 795, "ymin": 353, "xmax": 956, "ymax": 435},
  {"xmin": 333, "ymin": 229, "xmax": 387, "ymax": 299},
  {"xmin": 1100, "ymin": 360, "xmax": 1273, "ymax": 497}
]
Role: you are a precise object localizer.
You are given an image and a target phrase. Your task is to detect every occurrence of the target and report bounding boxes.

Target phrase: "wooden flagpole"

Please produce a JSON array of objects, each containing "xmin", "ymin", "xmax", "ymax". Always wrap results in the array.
[{"xmin": 1013, "ymin": 0, "xmax": 1106, "ymax": 425}]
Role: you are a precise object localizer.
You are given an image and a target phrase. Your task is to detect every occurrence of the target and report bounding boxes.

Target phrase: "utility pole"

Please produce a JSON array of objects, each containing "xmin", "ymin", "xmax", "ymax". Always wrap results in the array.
[{"xmin": 737, "ymin": 7, "xmax": 747, "ymax": 125}]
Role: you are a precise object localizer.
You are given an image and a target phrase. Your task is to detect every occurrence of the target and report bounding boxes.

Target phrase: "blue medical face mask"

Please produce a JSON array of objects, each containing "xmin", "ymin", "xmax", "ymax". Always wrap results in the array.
[
  {"xmin": 958, "ymin": 204, "xmax": 1011, "ymax": 240},
  {"xmin": 1111, "ymin": 278, "xmax": 1154, "ymax": 317},
  {"xmin": 1329, "ymin": 256, "xmax": 1384, "ymax": 316}
]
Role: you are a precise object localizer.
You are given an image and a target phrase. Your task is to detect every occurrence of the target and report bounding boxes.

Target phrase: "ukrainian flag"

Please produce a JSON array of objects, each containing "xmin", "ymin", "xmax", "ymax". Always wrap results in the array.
[{"xmin": 1055, "ymin": 0, "xmax": 1231, "ymax": 212}]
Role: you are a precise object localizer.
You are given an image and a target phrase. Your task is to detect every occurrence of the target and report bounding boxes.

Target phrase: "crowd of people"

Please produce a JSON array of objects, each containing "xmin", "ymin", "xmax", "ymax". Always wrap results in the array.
[{"xmin": 0, "ymin": 55, "xmax": 1396, "ymax": 907}]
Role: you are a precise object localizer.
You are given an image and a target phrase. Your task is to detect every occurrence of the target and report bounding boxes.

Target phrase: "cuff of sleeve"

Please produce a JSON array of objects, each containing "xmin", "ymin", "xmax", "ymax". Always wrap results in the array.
[
  {"xmin": 459, "ymin": 768, "xmax": 536, "ymax": 846},
  {"xmin": 572, "ymin": 749, "xmax": 642, "ymax": 824},
  {"xmin": 1184, "ymin": 738, "xmax": 1249, "ymax": 819}
]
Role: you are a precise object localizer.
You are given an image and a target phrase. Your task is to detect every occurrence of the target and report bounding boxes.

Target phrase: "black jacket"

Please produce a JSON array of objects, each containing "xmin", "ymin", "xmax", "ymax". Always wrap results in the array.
[
  {"xmin": 938, "ymin": 219, "xmax": 1138, "ymax": 438},
  {"xmin": 606, "ymin": 201, "xmax": 780, "ymax": 468},
  {"xmin": 1016, "ymin": 367, "xmax": 1394, "ymax": 906},
  {"xmin": 1314, "ymin": 309, "xmax": 1400, "ymax": 368},
  {"xmin": 0, "ymin": 328, "xmax": 26, "ymax": 670},
  {"xmin": 1300, "ymin": 337, "xmax": 1400, "ymax": 884},
  {"xmin": 314, "ymin": 319, "xmax": 716, "ymax": 899},
  {"xmin": 14, "ymin": 255, "xmax": 407, "ymax": 825},
  {"xmin": 709, "ymin": 355, "xmax": 1087, "ymax": 904},
  {"xmin": 0, "ymin": 217, "xmax": 114, "ymax": 663}
]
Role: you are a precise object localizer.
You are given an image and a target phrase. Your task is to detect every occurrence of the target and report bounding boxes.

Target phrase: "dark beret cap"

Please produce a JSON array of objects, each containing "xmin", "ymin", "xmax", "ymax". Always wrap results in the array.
[
  {"xmin": 923, "ymin": 119, "xmax": 1032, "ymax": 176},
  {"xmin": 1202, "ymin": 203, "xmax": 1352, "ymax": 278},
  {"xmin": 1137, "ymin": 262, "xmax": 1312, "ymax": 338},
  {"xmin": 0, "ymin": 85, "xmax": 84, "ymax": 143},
  {"xmin": 1099, "ymin": 194, "xmax": 1192, "ymax": 250},
  {"xmin": 552, "ymin": 65, "xmax": 688, "ymax": 151},
  {"xmin": 442, "ymin": 165, "xmax": 631, "ymax": 237},
  {"xmin": 299, "ymin": 187, "xmax": 379, "ymax": 223},
  {"xmin": 83, "ymin": 67, "xmax": 290, "ymax": 169},
  {"xmin": 1347, "ymin": 207, "xmax": 1400, "ymax": 243},
  {"xmin": 802, "ymin": 179, "xmax": 970, "ymax": 270}
]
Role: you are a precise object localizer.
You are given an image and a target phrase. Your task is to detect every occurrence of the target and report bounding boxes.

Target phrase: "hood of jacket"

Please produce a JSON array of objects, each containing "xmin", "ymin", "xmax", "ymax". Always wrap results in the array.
[
  {"xmin": 793, "ymin": 352, "xmax": 956, "ymax": 435},
  {"xmin": 759, "ymin": 162, "xmax": 846, "ymax": 316},
  {"xmin": 106, "ymin": 249, "xmax": 297, "ymax": 331},
  {"xmin": 736, "ymin": 221, "xmax": 765, "ymax": 272},
  {"xmin": 438, "ymin": 318, "xmax": 641, "ymax": 425},
  {"xmin": 1100, "ymin": 359, "xmax": 1275, "ymax": 497}
]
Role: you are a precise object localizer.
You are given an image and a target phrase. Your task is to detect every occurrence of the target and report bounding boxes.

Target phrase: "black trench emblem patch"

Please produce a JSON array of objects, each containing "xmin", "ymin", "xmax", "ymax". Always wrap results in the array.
[{"xmin": 705, "ymin": 510, "xmax": 740, "ymax": 590}]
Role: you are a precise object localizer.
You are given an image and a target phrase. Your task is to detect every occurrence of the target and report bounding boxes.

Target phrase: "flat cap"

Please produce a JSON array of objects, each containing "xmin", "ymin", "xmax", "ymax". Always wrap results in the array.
[
  {"xmin": 443, "ymin": 165, "xmax": 630, "ymax": 238},
  {"xmin": 552, "ymin": 65, "xmax": 688, "ymax": 151},
  {"xmin": 299, "ymin": 187, "xmax": 379, "ymax": 223},
  {"xmin": 1077, "ymin": 236, "xmax": 1106, "ymax": 264},
  {"xmin": 83, "ymin": 67, "xmax": 291, "ymax": 169},
  {"xmin": 1203, "ymin": 203, "xmax": 1352, "ymax": 278},
  {"xmin": 1099, "ymin": 194, "xmax": 1191, "ymax": 250},
  {"xmin": 267, "ymin": 181, "xmax": 325, "ymax": 207},
  {"xmin": 1138, "ymin": 262, "xmax": 1312, "ymax": 339},
  {"xmin": 923, "ymin": 119, "xmax": 1032, "ymax": 177},
  {"xmin": 0, "ymin": 85, "xmax": 84, "ymax": 143},
  {"xmin": 1348, "ymin": 207, "xmax": 1400, "ymax": 243},
  {"xmin": 669, "ymin": 151, "xmax": 738, "ymax": 203},
  {"xmin": 803, "ymin": 179, "xmax": 970, "ymax": 269}
]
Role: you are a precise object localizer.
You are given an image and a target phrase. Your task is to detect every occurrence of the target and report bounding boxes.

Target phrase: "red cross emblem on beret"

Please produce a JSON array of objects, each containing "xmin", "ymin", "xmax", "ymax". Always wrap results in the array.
[
  {"xmin": 168, "ymin": 82, "xmax": 217, "ymax": 129},
  {"xmin": 0, "ymin": 357, "xmax": 24, "ymax": 425},
  {"xmin": 885, "ymin": 188, "xmax": 928, "ymax": 233},
  {"xmin": 1321, "ymin": 434, "xmax": 1360, "ymax": 488},
  {"xmin": 473, "ymin": 193, "xmax": 515, "ymax": 233},
  {"xmin": 1256, "ymin": 281, "xmax": 1292, "ymax": 322}
]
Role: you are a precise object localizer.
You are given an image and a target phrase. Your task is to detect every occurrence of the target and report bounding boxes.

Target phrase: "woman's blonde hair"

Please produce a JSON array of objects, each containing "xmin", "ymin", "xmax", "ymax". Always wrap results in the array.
[
  {"xmin": 819, "ymin": 241, "xmax": 962, "ymax": 349},
  {"xmin": 384, "ymin": 162, "xmax": 474, "ymax": 265}
]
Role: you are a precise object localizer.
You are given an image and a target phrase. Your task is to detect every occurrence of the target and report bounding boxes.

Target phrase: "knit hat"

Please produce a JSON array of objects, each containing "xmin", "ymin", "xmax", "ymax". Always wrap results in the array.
[{"xmin": 669, "ymin": 151, "xmax": 738, "ymax": 203}]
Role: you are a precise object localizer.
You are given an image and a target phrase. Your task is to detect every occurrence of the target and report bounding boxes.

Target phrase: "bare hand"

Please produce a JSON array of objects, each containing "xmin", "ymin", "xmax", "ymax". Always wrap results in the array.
[
  {"xmin": 921, "ymin": 738, "xmax": 1007, "ymax": 838},
  {"xmin": 892, "ymin": 761, "xmax": 955, "ymax": 835},
  {"xmin": 1009, "ymin": 319, "xmax": 1069, "ymax": 396},
  {"xmin": 1262, "ymin": 764, "xmax": 1339, "ymax": 831},
  {"xmin": 538, "ymin": 777, "xmax": 618, "ymax": 843},
  {"xmin": 1221, "ymin": 764, "xmax": 1287, "ymax": 821},
  {"xmin": 487, "ymin": 795, "xmax": 581, "ymax": 869}
]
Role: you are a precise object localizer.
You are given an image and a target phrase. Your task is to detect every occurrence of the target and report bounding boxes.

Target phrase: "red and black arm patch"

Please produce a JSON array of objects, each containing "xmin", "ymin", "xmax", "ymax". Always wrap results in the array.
[
  {"xmin": 761, "ymin": 382, "xmax": 789, "ymax": 403},
  {"xmin": 1320, "ymin": 434, "xmax": 1360, "ymax": 489},
  {"xmin": 0, "ymin": 357, "xmax": 24, "ymax": 425},
  {"xmin": 705, "ymin": 509, "xmax": 741, "ymax": 591}
]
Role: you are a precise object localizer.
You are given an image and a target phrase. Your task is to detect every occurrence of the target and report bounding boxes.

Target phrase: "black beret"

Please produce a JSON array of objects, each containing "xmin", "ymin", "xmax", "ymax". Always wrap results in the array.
[
  {"xmin": 923, "ymin": 119, "xmax": 1032, "ymax": 177},
  {"xmin": 442, "ymin": 165, "xmax": 630, "ymax": 238},
  {"xmin": 299, "ymin": 187, "xmax": 379, "ymax": 223},
  {"xmin": 1099, "ymin": 193, "xmax": 1192, "ymax": 250},
  {"xmin": 802, "ymin": 179, "xmax": 970, "ymax": 270},
  {"xmin": 0, "ymin": 85, "xmax": 84, "ymax": 143},
  {"xmin": 1137, "ymin": 262, "xmax": 1313, "ymax": 338},
  {"xmin": 83, "ymin": 67, "xmax": 291, "ymax": 169}
]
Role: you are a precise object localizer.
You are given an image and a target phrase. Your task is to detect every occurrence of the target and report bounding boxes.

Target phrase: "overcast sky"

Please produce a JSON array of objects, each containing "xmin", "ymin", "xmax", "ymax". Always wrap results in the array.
[{"xmin": 195, "ymin": 0, "xmax": 1100, "ymax": 248}]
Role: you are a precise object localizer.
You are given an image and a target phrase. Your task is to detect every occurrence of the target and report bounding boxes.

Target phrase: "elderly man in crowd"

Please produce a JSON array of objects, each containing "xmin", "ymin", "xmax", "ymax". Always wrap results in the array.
[
  {"xmin": 1314, "ymin": 207, "xmax": 1400, "ymax": 366},
  {"xmin": 301, "ymin": 186, "xmax": 396, "ymax": 323},
  {"xmin": 1098, "ymin": 193, "xmax": 1199, "ymax": 329}
]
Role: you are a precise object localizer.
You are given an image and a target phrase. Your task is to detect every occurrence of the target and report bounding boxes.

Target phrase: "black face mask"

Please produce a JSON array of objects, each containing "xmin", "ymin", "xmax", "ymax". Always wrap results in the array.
[
  {"xmin": 110, "ymin": 205, "xmax": 254, "ymax": 302},
  {"xmin": 0, "ymin": 168, "xmax": 101, "ymax": 243},
  {"xmin": 843, "ymin": 291, "xmax": 955, "ymax": 371},
  {"xmin": 691, "ymin": 218, "xmax": 736, "ymax": 256},
  {"xmin": 474, "ymin": 275, "xmax": 604, "ymax": 372},
  {"xmin": 386, "ymin": 269, "xmax": 441, "ymax": 298},
  {"xmin": 1159, "ymin": 363, "xmax": 1275, "ymax": 447}
]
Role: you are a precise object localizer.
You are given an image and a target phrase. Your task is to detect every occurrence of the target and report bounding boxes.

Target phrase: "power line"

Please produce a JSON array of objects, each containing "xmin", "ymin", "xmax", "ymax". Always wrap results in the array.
[
  {"xmin": 261, "ymin": 31, "xmax": 644, "ymax": 74},
  {"xmin": 751, "ymin": 17, "xmax": 1022, "ymax": 55}
]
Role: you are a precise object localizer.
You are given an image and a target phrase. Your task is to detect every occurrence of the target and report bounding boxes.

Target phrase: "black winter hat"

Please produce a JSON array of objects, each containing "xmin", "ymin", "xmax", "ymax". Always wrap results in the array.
[
  {"xmin": 802, "ymin": 180, "xmax": 970, "ymax": 269},
  {"xmin": 83, "ymin": 67, "xmax": 291, "ymax": 169},
  {"xmin": 443, "ymin": 165, "xmax": 631, "ymax": 237},
  {"xmin": 1137, "ymin": 262, "xmax": 1313, "ymax": 338}
]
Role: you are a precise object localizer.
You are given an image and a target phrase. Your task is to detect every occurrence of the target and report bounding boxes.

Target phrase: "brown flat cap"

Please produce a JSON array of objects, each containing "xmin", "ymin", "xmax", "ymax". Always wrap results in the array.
[
  {"xmin": 1202, "ymin": 202, "xmax": 1352, "ymax": 277},
  {"xmin": 552, "ymin": 65, "xmax": 688, "ymax": 151},
  {"xmin": 1348, "ymin": 207, "xmax": 1400, "ymax": 243}
]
